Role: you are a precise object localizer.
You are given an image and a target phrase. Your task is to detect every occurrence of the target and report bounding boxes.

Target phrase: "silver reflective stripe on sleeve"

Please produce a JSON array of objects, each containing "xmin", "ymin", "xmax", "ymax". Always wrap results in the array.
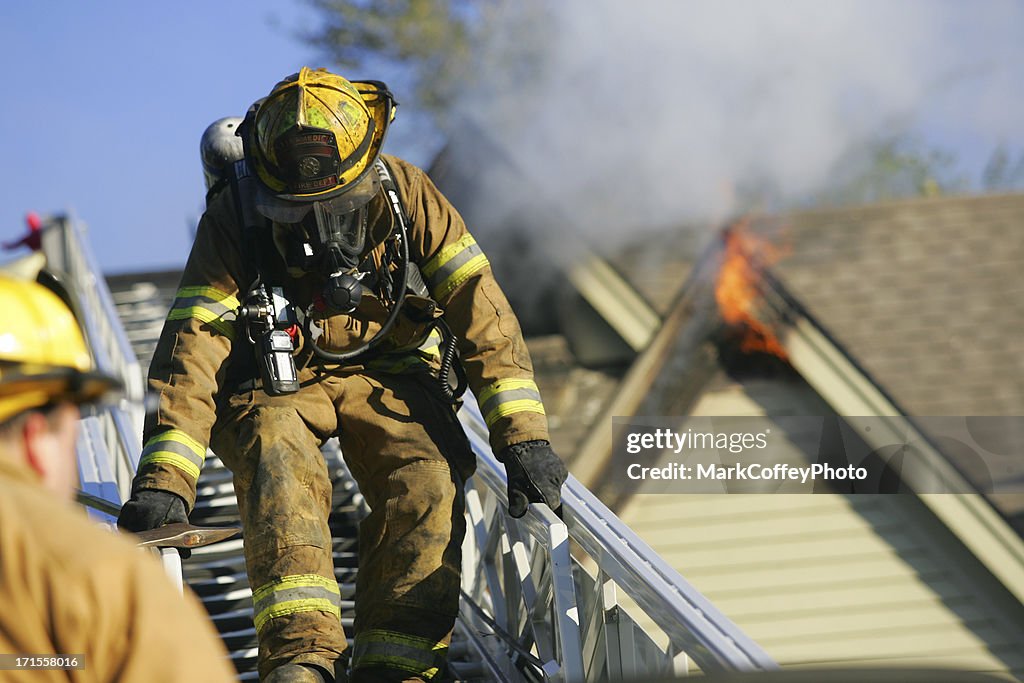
[
  {"xmin": 421, "ymin": 234, "xmax": 489, "ymax": 300},
  {"xmin": 477, "ymin": 378, "xmax": 545, "ymax": 428},
  {"xmin": 138, "ymin": 429, "xmax": 207, "ymax": 482}
]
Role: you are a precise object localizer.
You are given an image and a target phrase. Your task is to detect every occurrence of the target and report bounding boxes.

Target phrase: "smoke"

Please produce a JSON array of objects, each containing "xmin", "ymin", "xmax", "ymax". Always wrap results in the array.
[{"xmin": 445, "ymin": 0, "xmax": 1024, "ymax": 252}]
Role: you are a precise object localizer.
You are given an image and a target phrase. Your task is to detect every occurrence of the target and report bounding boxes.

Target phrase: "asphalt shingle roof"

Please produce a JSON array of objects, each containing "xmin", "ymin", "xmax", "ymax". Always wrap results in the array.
[{"xmin": 762, "ymin": 193, "xmax": 1024, "ymax": 417}]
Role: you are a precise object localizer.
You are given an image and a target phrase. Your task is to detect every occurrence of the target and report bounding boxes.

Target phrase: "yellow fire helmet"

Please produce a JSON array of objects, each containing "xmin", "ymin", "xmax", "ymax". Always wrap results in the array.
[
  {"xmin": 0, "ymin": 275, "xmax": 121, "ymax": 423},
  {"xmin": 246, "ymin": 67, "xmax": 396, "ymax": 223}
]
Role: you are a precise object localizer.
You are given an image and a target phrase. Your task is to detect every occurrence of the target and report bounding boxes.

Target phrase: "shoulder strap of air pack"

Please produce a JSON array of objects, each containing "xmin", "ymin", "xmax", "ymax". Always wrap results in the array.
[
  {"xmin": 228, "ymin": 104, "xmax": 275, "ymax": 290},
  {"xmin": 375, "ymin": 157, "xmax": 430, "ymax": 298},
  {"xmin": 227, "ymin": 157, "xmax": 272, "ymax": 290}
]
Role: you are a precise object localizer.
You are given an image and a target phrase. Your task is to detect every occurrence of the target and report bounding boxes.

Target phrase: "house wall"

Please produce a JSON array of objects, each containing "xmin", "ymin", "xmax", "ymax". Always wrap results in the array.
[{"xmin": 617, "ymin": 375, "xmax": 1024, "ymax": 678}]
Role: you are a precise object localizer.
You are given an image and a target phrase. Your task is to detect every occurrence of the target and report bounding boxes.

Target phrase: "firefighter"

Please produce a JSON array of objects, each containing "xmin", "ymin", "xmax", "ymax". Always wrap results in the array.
[
  {"xmin": 0, "ymin": 274, "xmax": 236, "ymax": 682},
  {"xmin": 117, "ymin": 67, "xmax": 567, "ymax": 683}
]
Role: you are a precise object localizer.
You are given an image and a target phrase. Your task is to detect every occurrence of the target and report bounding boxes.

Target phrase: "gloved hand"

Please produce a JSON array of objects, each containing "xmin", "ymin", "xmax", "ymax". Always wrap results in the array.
[
  {"xmin": 117, "ymin": 489, "xmax": 189, "ymax": 532},
  {"xmin": 497, "ymin": 440, "xmax": 568, "ymax": 518}
]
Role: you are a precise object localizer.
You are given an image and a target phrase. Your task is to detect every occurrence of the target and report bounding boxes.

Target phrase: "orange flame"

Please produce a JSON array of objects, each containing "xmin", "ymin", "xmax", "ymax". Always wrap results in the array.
[{"xmin": 714, "ymin": 220, "xmax": 789, "ymax": 359}]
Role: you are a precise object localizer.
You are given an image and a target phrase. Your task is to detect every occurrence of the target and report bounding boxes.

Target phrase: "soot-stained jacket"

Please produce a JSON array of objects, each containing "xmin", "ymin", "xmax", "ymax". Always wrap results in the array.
[{"xmin": 131, "ymin": 155, "xmax": 550, "ymax": 508}]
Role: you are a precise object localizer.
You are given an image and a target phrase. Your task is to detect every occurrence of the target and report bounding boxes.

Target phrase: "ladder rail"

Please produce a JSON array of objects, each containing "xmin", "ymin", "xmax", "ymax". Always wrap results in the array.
[
  {"xmin": 457, "ymin": 399, "xmax": 776, "ymax": 681},
  {"xmin": 40, "ymin": 213, "xmax": 144, "ymax": 503}
]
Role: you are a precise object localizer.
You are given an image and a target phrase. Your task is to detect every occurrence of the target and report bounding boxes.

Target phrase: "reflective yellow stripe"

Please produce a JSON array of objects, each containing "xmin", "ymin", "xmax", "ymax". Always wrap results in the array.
[
  {"xmin": 354, "ymin": 656, "xmax": 439, "ymax": 679},
  {"xmin": 421, "ymin": 234, "xmax": 477, "ymax": 278},
  {"xmin": 366, "ymin": 329, "xmax": 444, "ymax": 374},
  {"xmin": 251, "ymin": 573, "xmax": 340, "ymax": 602},
  {"xmin": 174, "ymin": 286, "xmax": 240, "ymax": 310},
  {"xmin": 478, "ymin": 379, "xmax": 545, "ymax": 428},
  {"xmin": 388, "ymin": 328, "xmax": 443, "ymax": 356},
  {"xmin": 422, "ymin": 234, "xmax": 489, "ymax": 299},
  {"xmin": 366, "ymin": 355, "xmax": 429, "ymax": 374},
  {"xmin": 139, "ymin": 429, "xmax": 206, "ymax": 481},
  {"xmin": 251, "ymin": 602, "xmax": 339, "ymax": 634},
  {"xmin": 167, "ymin": 286, "xmax": 239, "ymax": 340},
  {"xmin": 419, "ymin": 328, "xmax": 442, "ymax": 355},
  {"xmin": 137, "ymin": 454, "xmax": 201, "ymax": 481},
  {"xmin": 477, "ymin": 378, "xmax": 539, "ymax": 405},
  {"xmin": 484, "ymin": 399, "xmax": 546, "ymax": 427},
  {"xmin": 431, "ymin": 253, "xmax": 488, "ymax": 299},
  {"xmin": 253, "ymin": 599, "xmax": 341, "ymax": 633},
  {"xmin": 145, "ymin": 429, "xmax": 206, "ymax": 457},
  {"xmin": 251, "ymin": 574, "xmax": 342, "ymax": 633},
  {"xmin": 166, "ymin": 306, "xmax": 235, "ymax": 340},
  {"xmin": 353, "ymin": 629, "xmax": 447, "ymax": 679}
]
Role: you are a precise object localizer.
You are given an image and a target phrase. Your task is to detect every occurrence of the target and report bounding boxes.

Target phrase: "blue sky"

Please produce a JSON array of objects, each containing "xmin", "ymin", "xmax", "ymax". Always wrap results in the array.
[
  {"xmin": 1, "ymin": 2, "xmax": 1021, "ymax": 274},
  {"xmin": 0, "ymin": 1, "xmax": 374, "ymax": 273}
]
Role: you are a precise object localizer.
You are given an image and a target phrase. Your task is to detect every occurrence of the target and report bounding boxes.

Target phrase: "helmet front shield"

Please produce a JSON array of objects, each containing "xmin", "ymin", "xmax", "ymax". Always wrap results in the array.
[{"xmin": 253, "ymin": 165, "xmax": 380, "ymax": 224}]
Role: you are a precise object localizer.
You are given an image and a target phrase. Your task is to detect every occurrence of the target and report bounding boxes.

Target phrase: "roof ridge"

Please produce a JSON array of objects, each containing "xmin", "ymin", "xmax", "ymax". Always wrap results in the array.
[{"xmin": 768, "ymin": 189, "xmax": 1024, "ymax": 223}]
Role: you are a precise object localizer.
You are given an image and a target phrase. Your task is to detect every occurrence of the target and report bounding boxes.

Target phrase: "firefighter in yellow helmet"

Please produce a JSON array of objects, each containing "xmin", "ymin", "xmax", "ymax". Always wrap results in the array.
[
  {"xmin": 0, "ymin": 274, "xmax": 236, "ymax": 682},
  {"xmin": 118, "ymin": 67, "xmax": 567, "ymax": 682}
]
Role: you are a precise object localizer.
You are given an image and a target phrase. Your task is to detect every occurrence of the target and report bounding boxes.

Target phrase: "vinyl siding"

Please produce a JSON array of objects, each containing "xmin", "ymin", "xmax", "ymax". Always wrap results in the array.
[{"xmin": 616, "ymin": 379, "xmax": 1024, "ymax": 679}]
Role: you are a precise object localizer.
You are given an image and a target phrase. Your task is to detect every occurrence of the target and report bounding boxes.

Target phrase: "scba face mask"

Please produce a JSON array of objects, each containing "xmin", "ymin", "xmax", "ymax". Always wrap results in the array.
[
  {"xmin": 311, "ymin": 200, "xmax": 367, "ymax": 269},
  {"xmin": 274, "ymin": 204, "xmax": 370, "ymax": 314},
  {"xmin": 311, "ymin": 202, "xmax": 368, "ymax": 314}
]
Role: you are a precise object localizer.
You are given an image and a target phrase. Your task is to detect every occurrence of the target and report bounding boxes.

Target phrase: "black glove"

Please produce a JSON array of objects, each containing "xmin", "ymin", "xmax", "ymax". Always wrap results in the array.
[
  {"xmin": 117, "ymin": 489, "xmax": 189, "ymax": 532},
  {"xmin": 497, "ymin": 440, "xmax": 568, "ymax": 519}
]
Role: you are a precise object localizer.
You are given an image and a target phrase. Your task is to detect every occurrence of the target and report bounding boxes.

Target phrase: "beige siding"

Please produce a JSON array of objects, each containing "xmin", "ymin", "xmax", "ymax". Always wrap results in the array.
[{"xmin": 616, "ymin": 379, "xmax": 1024, "ymax": 679}]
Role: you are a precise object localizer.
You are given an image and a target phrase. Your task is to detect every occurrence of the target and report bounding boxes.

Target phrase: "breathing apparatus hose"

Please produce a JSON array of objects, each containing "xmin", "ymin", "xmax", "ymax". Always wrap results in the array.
[
  {"xmin": 435, "ymin": 317, "xmax": 468, "ymax": 403},
  {"xmin": 305, "ymin": 217, "xmax": 410, "ymax": 363}
]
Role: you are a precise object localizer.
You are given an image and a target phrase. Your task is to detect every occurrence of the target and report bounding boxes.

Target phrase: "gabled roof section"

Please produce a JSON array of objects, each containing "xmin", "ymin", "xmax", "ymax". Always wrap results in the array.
[
  {"xmin": 755, "ymin": 193, "xmax": 1024, "ymax": 538},
  {"xmin": 762, "ymin": 192, "xmax": 1024, "ymax": 416}
]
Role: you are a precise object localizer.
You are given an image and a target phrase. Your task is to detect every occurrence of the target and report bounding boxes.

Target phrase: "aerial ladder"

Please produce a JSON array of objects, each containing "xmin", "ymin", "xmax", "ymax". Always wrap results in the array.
[{"xmin": 34, "ymin": 213, "xmax": 775, "ymax": 681}]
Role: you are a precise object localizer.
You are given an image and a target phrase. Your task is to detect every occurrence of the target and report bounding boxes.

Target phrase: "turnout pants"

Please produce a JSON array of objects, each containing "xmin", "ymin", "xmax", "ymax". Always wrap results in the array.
[{"xmin": 211, "ymin": 367, "xmax": 476, "ymax": 682}]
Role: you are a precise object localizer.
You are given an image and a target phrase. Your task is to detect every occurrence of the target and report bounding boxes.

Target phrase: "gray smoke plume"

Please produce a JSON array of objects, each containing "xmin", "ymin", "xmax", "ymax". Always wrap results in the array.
[
  {"xmin": 443, "ymin": 0, "xmax": 1024, "ymax": 251},
  {"xmin": 426, "ymin": 0, "xmax": 1023, "ymax": 333}
]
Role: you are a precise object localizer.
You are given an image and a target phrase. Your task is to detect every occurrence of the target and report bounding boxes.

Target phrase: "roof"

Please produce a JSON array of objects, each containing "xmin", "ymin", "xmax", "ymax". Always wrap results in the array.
[
  {"xmin": 753, "ymin": 193, "xmax": 1024, "ymax": 529},
  {"xmin": 762, "ymin": 192, "xmax": 1024, "ymax": 416}
]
